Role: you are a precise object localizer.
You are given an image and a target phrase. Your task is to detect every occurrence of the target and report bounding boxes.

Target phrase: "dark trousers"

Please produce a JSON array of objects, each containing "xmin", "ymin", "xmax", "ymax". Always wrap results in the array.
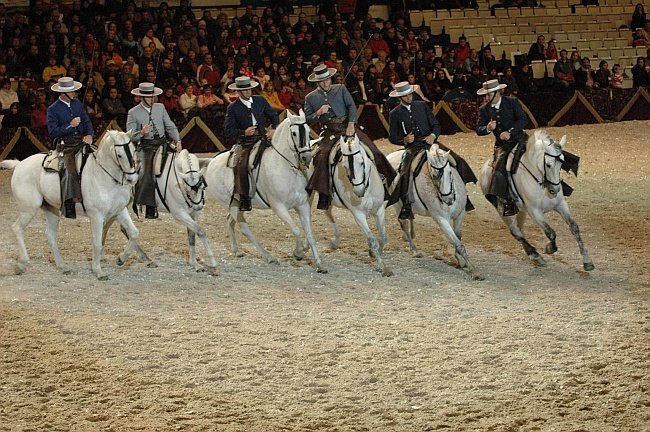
[
  {"xmin": 60, "ymin": 137, "xmax": 83, "ymax": 204},
  {"xmin": 233, "ymin": 139, "xmax": 257, "ymax": 199},
  {"xmin": 396, "ymin": 142, "xmax": 428, "ymax": 207},
  {"xmin": 485, "ymin": 133, "xmax": 527, "ymax": 208},
  {"xmin": 134, "ymin": 138, "xmax": 165, "ymax": 207},
  {"xmin": 306, "ymin": 126, "xmax": 397, "ymax": 197}
]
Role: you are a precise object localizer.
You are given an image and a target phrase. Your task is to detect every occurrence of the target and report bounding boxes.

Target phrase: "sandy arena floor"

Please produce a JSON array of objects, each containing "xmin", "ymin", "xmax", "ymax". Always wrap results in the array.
[{"xmin": 1, "ymin": 121, "xmax": 649, "ymax": 432}]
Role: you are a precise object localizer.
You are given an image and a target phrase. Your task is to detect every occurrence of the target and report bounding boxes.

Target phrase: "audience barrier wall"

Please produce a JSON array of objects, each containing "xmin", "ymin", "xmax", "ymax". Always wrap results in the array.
[{"xmin": 1, "ymin": 88, "xmax": 648, "ymax": 161}]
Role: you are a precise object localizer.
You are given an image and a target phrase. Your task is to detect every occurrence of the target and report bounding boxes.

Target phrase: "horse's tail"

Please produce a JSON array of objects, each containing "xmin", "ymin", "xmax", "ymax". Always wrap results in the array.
[{"xmin": 0, "ymin": 159, "xmax": 19, "ymax": 170}]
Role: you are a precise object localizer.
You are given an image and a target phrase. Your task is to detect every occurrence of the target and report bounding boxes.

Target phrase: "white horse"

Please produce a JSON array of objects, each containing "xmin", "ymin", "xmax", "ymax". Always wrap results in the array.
[
  {"xmin": 0, "ymin": 130, "xmax": 152, "ymax": 279},
  {"xmin": 203, "ymin": 109, "xmax": 326, "ymax": 272},
  {"xmin": 149, "ymin": 148, "xmax": 218, "ymax": 274},
  {"xmin": 387, "ymin": 144, "xmax": 482, "ymax": 280},
  {"xmin": 325, "ymin": 134, "xmax": 392, "ymax": 276},
  {"xmin": 479, "ymin": 130, "xmax": 594, "ymax": 271}
]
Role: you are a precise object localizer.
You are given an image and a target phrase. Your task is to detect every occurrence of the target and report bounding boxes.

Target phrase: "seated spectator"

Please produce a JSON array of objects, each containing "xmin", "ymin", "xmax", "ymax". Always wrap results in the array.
[
  {"xmin": 631, "ymin": 56, "xmax": 650, "ymax": 87},
  {"xmin": 443, "ymin": 48, "xmax": 458, "ymax": 73},
  {"xmin": 435, "ymin": 68, "xmax": 453, "ymax": 93},
  {"xmin": 2, "ymin": 102, "xmax": 28, "ymax": 128},
  {"xmin": 465, "ymin": 65, "xmax": 483, "ymax": 94},
  {"xmin": 574, "ymin": 57, "xmax": 596, "ymax": 90},
  {"xmin": 292, "ymin": 78, "xmax": 310, "ymax": 110},
  {"xmin": 594, "ymin": 60, "xmax": 611, "ymax": 88},
  {"xmin": 631, "ymin": 4, "xmax": 647, "ymax": 31},
  {"xmin": 261, "ymin": 81, "xmax": 285, "ymax": 112},
  {"xmin": 481, "ymin": 46, "xmax": 497, "ymax": 73},
  {"xmin": 463, "ymin": 49, "xmax": 480, "ymax": 73},
  {"xmin": 159, "ymin": 87, "xmax": 183, "ymax": 121},
  {"xmin": 515, "ymin": 63, "xmax": 538, "ymax": 94},
  {"xmin": 632, "ymin": 27, "xmax": 649, "ymax": 47},
  {"xmin": 454, "ymin": 36, "xmax": 471, "ymax": 65},
  {"xmin": 569, "ymin": 51, "xmax": 582, "ymax": 72},
  {"xmin": 610, "ymin": 64, "xmax": 624, "ymax": 88},
  {"xmin": 278, "ymin": 83, "xmax": 294, "ymax": 109},
  {"xmin": 500, "ymin": 66, "xmax": 519, "ymax": 95},
  {"xmin": 545, "ymin": 39, "xmax": 559, "ymax": 61},
  {"xmin": 0, "ymin": 78, "xmax": 18, "ymax": 113},
  {"xmin": 83, "ymin": 88, "xmax": 102, "ymax": 120},
  {"xmin": 253, "ymin": 67, "xmax": 271, "ymax": 88},
  {"xmin": 197, "ymin": 85, "xmax": 225, "ymax": 114},
  {"xmin": 553, "ymin": 50, "xmax": 575, "ymax": 89},
  {"xmin": 179, "ymin": 84, "xmax": 199, "ymax": 117},
  {"xmin": 101, "ymin": 87, "xmax": 127, "ymax": 120},
  {"xmin": 528, "ymin": 35, "xmax": 546, "ymax": 62},
  {"xmin": 30, "ymin": 89, "xmax": 49, "ymax": 127},
  {"xmin": 197, "ymin": 53, "xmax": 221, "ymax": 88},
  {"xmin": 349, "ymin": 70, "xmax": 372, "ymax": 105},
  {"xmin": 42, "ymin": 56, "xmax": 67, "ymax": 84},
  {"xmin": 371, "ymin": 75, "xmax": 390, "ymax": 104}
]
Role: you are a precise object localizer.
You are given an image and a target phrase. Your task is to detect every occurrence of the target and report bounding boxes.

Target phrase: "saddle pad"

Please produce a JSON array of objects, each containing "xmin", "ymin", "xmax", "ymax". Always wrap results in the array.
[
  {"xmin": 225, "ymin": 139, "xmax": 267, "ymax": 170},
  {"xmin": 153, "ymin": 145, "xmax": 165, "ymax": 176},
  {"xmin": 42, "ymin": 150, "xmax": 84, "ymax": 173}
]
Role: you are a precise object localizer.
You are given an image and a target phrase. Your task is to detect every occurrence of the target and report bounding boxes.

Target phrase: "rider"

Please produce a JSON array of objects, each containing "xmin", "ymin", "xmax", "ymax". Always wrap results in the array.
[
  {"xmin": 47, "ymin": 76, "xmax": 94, "ymax": 219},
  {"xmin": 127, "ymin": 82, "xmax": 182, "ymax": 219},
  {"xmin": 475, "ymin": 79, "xmax": 529, "ymax": 216},
  {"xmin": 304, "ymin": 64, "xmax": 396, "ymax": 210},
  {"xmin": 388, "ymin": 81, "xmax": 477, "ymax": 220},
  {"xmin": 224, "ymin": 76, "xmax": 279, "ymax": 212}
]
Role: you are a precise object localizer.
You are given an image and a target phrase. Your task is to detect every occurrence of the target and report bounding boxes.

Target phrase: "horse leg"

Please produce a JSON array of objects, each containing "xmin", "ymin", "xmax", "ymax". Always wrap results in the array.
[
  {"xmin": 351, "ymin": 210, "xmax": 392, "ymax": 277},
  {"xmin": 226, "ymin": 213, "xmax": 243, "ymax": 257},
  {"xmin": 295, "ymin": 202, "xmax": 327, "ymax": 273},
  {"xmin": 232, "ymin": 207, "xmax": 277, "ymax": 264},
  {"xmin": 502, "ymin": 214, "xmax": 546, "ymax": 266},
  {"xmin": 373, "ymin": 205, "xmax": 388, "ymax": 254},
  {"xmin": 115, "ymin": 208, "xmax": 156, "ymax": 268},
  {"xmin": 556, "ymin": 200, "xmax": 594, "ymax": 271},
  {"xmin": 271, "ymin": 203, "xmax": 305, "ymax": 261},
  {"xmin": 102, "ymin": 215, "xmax": 117, "ymax": 262},
  {"xmin": 324, "ymin": 207, "xmax": 340, "ymax": 250},
  {"xmin": 11, "ymin": 207, "xmax": 39, "ymax": 274},
  {"xmin": 398, "ymin": 216, "xmax": 420, "ymax": 257},
  {"xmin": 43, "ymin": 209, "xmax": 73, "ymax": 275},
  {"xmin": 527, "ymin": 207, "xmax": 558, "ymax": 255},
  {"xmin": 89, "ymin": 213, "xmax": 109, "ymax": 280},
  {"xmin": 438, "ymin": 215, "xmax": 483, "ymax": 280},
  {"xmin": 179, "ymin": 211, "xmax": 218, "ymax": 274}
]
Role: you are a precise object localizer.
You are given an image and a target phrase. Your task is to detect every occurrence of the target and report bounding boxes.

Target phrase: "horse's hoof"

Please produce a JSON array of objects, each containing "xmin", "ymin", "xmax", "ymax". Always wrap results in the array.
[
  {"xmin": 413, "ymin": 251, "xmax": 423, "ymax": 258},
  {"xmin": 316, "ymin": 266, "xmax": 328, "ymax": 274},
  {"xmin": 206, "ymin": 266, "xmax": 219, "ymax": 276},
  {"xmin": 13, "ymin": 262, "xmax": 25, "ymax": 275},
  {"xmin": 116, "ymin": 256, "xmax": 125, "ymax": 266},
  {"xmin": 530, "ymin": 254, "xmax": 546, "ymax": 266},
  {"xmin": 329, "ymin": 241, "xmax": 339, "ymax": 250},
  {"xmin": 194, "ymin": 265, "xmax": 206, "ymax": 273},
  {"xmin": 545, "ymin": 243, "xmax": 558, "ymax": 254},
  {"xmin": 61, "ymin": 267, "xmax": 74, "ymax": 275},
  {"xmin": 471, "ymin": 272, "xmax": 485, "ymax": 281},
  {"xmin": 293, "ymin": 252, "xmax": 304, "ymax": 261},
  {"xmin": 96, "ymin": 273, "xmax": 109, "ymax": 281},
  {"xmin": 235, "ymin": 252, "xmax": 245, "ymax": 258},
  {"xmin": 583, "ymin": 262, "xmax": 595, "ymax": 271},
  {"xmin": 146, "ymin": 261, "xmax": 158, "ymax": 268},
  {"xmin": 382, "ymin": 268, "xmax": 394, "ymax": 277}
]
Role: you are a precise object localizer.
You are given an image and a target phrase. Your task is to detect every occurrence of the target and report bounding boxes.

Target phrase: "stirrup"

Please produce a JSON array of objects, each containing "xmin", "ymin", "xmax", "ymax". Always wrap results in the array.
[
  {"xmin": 239, "ymin": 197, "xmax": 252, "ymax": 212},
  {"xmin": 398, "ymin": 206, "xmax": 413, "ymax": 220},
  {"xmin": 503, "ymin": 201, "xmax": 518, "ymax": 217}
]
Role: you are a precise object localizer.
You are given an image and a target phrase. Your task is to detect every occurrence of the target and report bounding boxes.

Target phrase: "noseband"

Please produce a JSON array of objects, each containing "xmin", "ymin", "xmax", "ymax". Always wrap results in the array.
[
  {"xmin": 94, "ymin": 136, "xmax": 137, "ymax": 185},
  {"xmin": 429, "ymin": 157, "xmax": 455, "ymax": 203},
  {"xmin": 542, "ymin": 151, "xmax": 563, "ymax": 189},
  {"xmin": 340, "ymin": 140, "xmax": 369, "ymax": 191},
  {"xmin": 174, "ymin": 156, "xmax": 207, "ymax": 209}
]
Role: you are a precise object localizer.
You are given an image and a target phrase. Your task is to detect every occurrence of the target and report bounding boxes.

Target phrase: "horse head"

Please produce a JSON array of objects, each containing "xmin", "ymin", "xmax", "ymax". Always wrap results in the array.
[
  {"xmin": 426, "ymin": 143, "xmax": 455, "ymax": 206},
  {"xmin": 175, "ymin": 149, "xmax": 207, "ymax": 211},
  {"xmin": 286, "ymin": 109, "xmax": 312, "ymax": 167},
  {"xmin": 339, "ymin": 134, "xmax": 368, "ymax": 198},
  {"xmin": 103, "ymin": 129, "xmax": 139, "ymax": 185},
  {"xmin": 537, "ymin": 131, "xmax": 566, "ymax": 196}
]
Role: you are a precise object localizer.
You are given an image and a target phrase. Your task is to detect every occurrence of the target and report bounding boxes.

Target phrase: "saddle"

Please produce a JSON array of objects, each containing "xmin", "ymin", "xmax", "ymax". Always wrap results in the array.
[
  {"xmin": 42, "ymin": 145, "xmax": 93, "ymax": 174},
  {"xmin": 153, "ymin": 141, "xmax": 174, "ymax": 176},
  {"xmin": 226, "ymin": 138, "xmax": 271, "ymax": 170}
]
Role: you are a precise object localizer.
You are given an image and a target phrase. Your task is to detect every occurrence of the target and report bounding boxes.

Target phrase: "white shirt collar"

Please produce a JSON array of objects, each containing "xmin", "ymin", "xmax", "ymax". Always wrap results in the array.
[
  {"xmin": 401, "ymin": 102, "xmax": 411, "ymax": 112},
  {"xmin": 140, "ymin": 102, "xmax": 152, "ymax": 112},
  {"xmin": 239, "ymin": 97, "xmax": 253, "ymax": 108},
  {"xmin": 59, "ymin": 97, "xmax": 71, "ymax": 107},
  {"xmin": 491, "ymin": 97, "xmax": 502, "ymax": 109}
]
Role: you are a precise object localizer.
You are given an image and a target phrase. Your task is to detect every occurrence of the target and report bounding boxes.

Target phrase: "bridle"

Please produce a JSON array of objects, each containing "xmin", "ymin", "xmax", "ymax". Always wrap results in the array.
[
  {"xmin": 340, "ymin": 137, "xmax": 369, "ymax": 193},
  {"xmin": 518, "ymin": 141, "xmax": 564, "ymax": 191},
  {"xmin": 428, "ymin": 154, "xmax": 455, "ymax": 204},
  {"xmin": 93, "ymin": 134, "xmax": 137, "ymax": 185},
  {"xmin": 273, "ymin": 119, "xmax": 311, "ymax": 172},
  {"xmin": 173, "ymin": 153, "xmax": 207, "ymax": 210}
]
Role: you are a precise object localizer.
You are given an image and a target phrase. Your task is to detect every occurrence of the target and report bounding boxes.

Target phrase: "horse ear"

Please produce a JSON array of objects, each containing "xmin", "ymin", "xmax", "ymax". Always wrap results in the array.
[
  {"xmin": 298, "ymin": 108, "xmax": 305, "ymax": 118},
  {"xmin": 126, "ymin": 128, "xmax": 133, "ymax": 138},
  {"xmin": 559, "ymin": 135, "xmax": 567, "ymax": 148},
  {"xmin": 431, "ymin": 143, "xmax": 439, "ymax": 153}
]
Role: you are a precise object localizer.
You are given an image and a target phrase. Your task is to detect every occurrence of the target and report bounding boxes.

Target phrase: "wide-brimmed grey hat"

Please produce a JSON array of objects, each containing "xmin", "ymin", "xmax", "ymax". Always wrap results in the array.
[
  {"xmin": 389, "ymin": 81, "xmax": 415, "ymax": 98},
  {"xmin": 51, "ymin": 76, "xmax": 82, "ymax": 92},
  {"xmin": 477, "ymin": 79, "xmax": 507, "ymax": 95},
  {"xmin": 227, "ymin": 76, "xmax": 259, "ymax": 91},
  {"xmin": 131, "ymin": 82, "xmax": 163, "ymax": 97},
  {"xmin": 307, "ymin": 64, "xmax": 337, "ymax": 82}
]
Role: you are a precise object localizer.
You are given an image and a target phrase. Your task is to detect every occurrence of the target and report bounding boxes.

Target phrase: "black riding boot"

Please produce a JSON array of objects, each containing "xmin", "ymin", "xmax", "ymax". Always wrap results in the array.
[
  {"xmin": 398, "ymin": 200, "xmax": 413, "ymax": 220},
  {"xmin": 316, "ymin": 193, "xmax": 330, "ymax": 210},
  {"xmin": 145, "ymin": 206, "xmax": 158, "ymax": 219},
  {"xmin": 239, "ymin": 196, "xmax": 252, "ymax": 212},
  {"xmin": 63, "ymin": 201, "xmax": 76, "ymax": 219}
]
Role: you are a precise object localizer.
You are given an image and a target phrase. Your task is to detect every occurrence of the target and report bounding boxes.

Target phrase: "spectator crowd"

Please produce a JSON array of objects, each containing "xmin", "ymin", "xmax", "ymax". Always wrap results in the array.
[{"xmin": 0, "ymin": 0, "xmax": 649, "ymax": 131}]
